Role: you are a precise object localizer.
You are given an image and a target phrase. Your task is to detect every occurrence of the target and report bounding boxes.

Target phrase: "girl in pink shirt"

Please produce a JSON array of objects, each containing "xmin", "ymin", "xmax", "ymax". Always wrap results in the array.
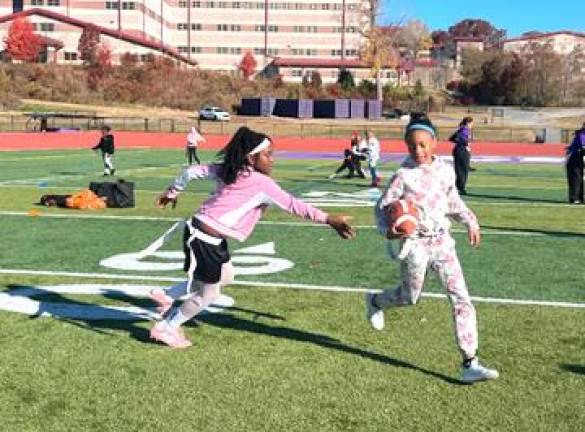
[{"xmin": 150, "ymin": 126, "xmax": 355, "ymax": 348}]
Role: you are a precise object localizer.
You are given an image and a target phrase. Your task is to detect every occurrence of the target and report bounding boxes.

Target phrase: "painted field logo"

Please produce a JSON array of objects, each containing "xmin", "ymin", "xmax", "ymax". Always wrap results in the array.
[
  {"xmin": 301, "ymin": 189, "xmax": 381, "ymax": 207},
  {"xmin": 100, "ymin": 241, "xmax": 295, "ymax": 275}
]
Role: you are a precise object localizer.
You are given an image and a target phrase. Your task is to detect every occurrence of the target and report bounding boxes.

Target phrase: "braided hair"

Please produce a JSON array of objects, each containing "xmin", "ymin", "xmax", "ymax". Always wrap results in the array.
[{"xmin": 215, "ymin": 126, "xmax": 271, "ymax": 185}]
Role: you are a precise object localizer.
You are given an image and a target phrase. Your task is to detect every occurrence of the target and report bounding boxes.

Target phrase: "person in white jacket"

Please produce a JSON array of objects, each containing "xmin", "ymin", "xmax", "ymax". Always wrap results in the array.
[{"xmin": 365, "ymin": 130, "xmax": 381, "ymax": 187}]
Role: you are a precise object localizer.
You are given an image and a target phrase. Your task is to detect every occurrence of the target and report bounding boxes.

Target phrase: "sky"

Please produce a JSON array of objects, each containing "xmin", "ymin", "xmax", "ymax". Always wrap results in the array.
[{"xmin": 380, "ymin": 0, "xmax": 585, "ymax": 38}]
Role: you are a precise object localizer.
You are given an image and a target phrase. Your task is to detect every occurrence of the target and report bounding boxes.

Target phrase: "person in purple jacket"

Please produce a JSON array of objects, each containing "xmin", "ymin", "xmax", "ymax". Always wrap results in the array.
[
  {"xmin": 149, "ymin": 126, "xmax": 356, "ymax": 348},
  {"xmin": 565, "ymin": 122, "xmax": 585, "ymax": 204},
  {"xmin": 450, "ymin": 117, "xmax": 474, "ymax": 195}
]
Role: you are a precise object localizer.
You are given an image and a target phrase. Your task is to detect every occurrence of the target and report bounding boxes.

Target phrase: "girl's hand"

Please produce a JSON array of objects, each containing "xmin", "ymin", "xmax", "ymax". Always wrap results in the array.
[
  {"xmin": 327, "ymin": 215, "xmax": 356, "ymax": 240},
  {"xmin": 155, "ymin": 194, "xmax": 177, "ymax": 209},
  {"xmin": 468, "ymin": 228, "xmax": 481, "ymax": 247}
]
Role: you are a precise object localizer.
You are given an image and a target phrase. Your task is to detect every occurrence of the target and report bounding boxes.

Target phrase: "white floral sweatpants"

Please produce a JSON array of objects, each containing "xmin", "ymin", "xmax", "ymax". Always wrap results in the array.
[{"xmin": 375, "ymin": 233, "xmax": 478, "ymax": 359}]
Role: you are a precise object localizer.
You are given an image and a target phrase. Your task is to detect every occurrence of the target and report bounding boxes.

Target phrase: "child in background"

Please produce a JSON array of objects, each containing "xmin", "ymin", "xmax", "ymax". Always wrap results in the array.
[
  {"xmin": 186, "ymin": 126, "xmax": 205, "ymax": 165},
  {"xmin": 365, "ymin": 130, "xmax": 381, "ymax": 187},
  {"xmin": 149, "ymin": 126, "xmax": 356, "ymax": 348},
  {"xmin": 328, "ymin": 131, "xmax": 360, "ymax": 179},
  {"xmin": 366, "ymin": 113, "xmax": 498, "ymax": 383},
  {"xmin": 91, "ymin": 125, "xmax": 115, "ymax": 176}
]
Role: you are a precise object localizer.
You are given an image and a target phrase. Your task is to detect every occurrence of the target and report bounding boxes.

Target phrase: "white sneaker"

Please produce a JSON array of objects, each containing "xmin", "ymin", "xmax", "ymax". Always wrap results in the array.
[
  {"xmin": 365, "ymin": 292, "xmax": 385, "ymax": 331},
  {"xmin": 461, "ymin": 358, "xmax": 499, "ymax": 383}
]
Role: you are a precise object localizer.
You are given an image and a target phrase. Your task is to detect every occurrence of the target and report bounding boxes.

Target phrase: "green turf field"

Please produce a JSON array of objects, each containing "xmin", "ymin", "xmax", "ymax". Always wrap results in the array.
[{"xmin": 0, "ymin": 148, "xmax": 584, "ymax": 431}]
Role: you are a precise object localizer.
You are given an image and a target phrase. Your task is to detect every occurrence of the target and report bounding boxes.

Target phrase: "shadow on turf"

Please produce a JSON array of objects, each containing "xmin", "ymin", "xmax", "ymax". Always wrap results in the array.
[
  {"xmin": 560, "ymin": 364, "xmax": 585, "ymax": 375},
  {"xmin": 195, "ymin": 313, "xmax": 463, "ymax": 385},
  {"xmin": 482, "ymin": 225, "xmax": 585, "ymax": 238},
  {"xmin": 5, "ymin": 285, "xmax": 461, "ymax": 384}
]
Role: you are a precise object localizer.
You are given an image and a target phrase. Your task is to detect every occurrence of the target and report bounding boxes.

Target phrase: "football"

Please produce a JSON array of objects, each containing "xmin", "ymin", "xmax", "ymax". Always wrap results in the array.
[{"xmin": 388, "ymin": 199, "xmax": 419, "ymax": 236}]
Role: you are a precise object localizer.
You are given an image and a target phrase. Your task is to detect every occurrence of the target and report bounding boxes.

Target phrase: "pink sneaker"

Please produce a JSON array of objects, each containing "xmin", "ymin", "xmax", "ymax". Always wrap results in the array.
[
  {"xmin": 148, "ymin": 288, "xmax": 173, "ymax": 315},
  {"xmin": 150, "ymin": 321, "xmax": 192, "ymax": 349}
]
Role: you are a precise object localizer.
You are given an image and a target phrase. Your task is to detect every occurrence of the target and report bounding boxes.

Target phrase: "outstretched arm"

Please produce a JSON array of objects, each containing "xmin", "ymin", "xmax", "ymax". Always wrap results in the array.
[
  {"xmin": 155, "ymin": 164, "xmax": 217, "ymax": 209},
  {"xmin": 446, "ymin": 183, "xmax": 480, "ymax": 247},
  {"xmin": 261, "ymin": 177, "xmax": 356, "ymax": 240}
]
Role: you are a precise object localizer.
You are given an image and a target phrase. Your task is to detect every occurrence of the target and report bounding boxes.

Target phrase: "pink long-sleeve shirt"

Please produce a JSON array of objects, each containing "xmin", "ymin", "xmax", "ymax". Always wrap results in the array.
[{"xmin": 166, "ymin": 164, "xmax": 329, "ymax": 242}]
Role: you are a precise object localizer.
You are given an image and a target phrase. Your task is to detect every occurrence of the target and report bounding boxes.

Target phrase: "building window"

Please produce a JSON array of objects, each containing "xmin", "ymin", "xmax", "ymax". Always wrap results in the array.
[
  {"xmin": 232, "ymin": 1, "xmax": 240, "ymax": 7},
  {"xmin": 105, "ymin": 1, "xmax": 118, "ymax": 9},
  {"xmin": 230, "ymin": 24, "xmax": 241, "ymax": 31},
  {"xmin": 217, "ymin": 24, "xmax": 228, "ymax": 31},
  {"xmin": 254, "ymin": 47, "xmax": 265, "ymax": 55},
  {"xmin": 321, "ymin": 3, "xmax": 329, "ymax": 9},
  {"xmin": 191, "ymin": 23, "xmax": 202, "ymax": 30},
  {"xmin": 178, "ymin": 0, "xmax": 187, "ymax": 6},
  {"xmin": 40, "ymin": 23, "xmax": 55, "ymax": 31},
  {"xmin": 254, "ymin": 25, "xmax": 265, "ymax": 32},
  {"xmin": 178, "ymin": 46, "xmax": 189, "ymax": 53},
  {"xmin": 191, "ymin": 46, "xmax": 202, "ymax": 53},
  {"xmin": 47, "ymin": 0, "xmax": 60, "ymax": 6},
  {"xmin": 178, "ymin": 23, "xmax": 188, "ymax": 30},
  {"xmin": 229, "ymin": 47, "xmax": 241, "ymax": 54},
  {"xmin": 268, "ymin": 25, "xmax": 278, "ymax": 32},
  {"xmin": 192, "ymin": 1, "xmax": 200, "ymax": 6},
  {"xmin": 266, "ymin": 48, "xmax": 279, "ymax": 55},
  {"xmin": 207, "ymin": 1, "xmax": 215, "ymax": 7},
  {"xmin": 64, "ymin": 52, "xmax": 77, "ymax": 61},
  {"xmin": 291, "ymin": 69, "xmax": 302, "ymax": 77},
  {"xmin": 31, "ymin": 0, "xmax": 44, "ymax": 5},
  {"xmin": 217, "ymin": 47, "xmax": 228, "ymax": 54},
  {"xmin": 122, "ymin": 2, "xmax": 135, "ymax": 9}
]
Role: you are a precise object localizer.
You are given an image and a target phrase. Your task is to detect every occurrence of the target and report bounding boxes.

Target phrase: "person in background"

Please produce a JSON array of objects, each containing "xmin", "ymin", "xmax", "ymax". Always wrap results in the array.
[
  {"xmin": 450, "ymin": 117, "xmax": 474, "ymax": 195},
  {"xmin": 365, "ymin": 130, "xmax": 381, "ymax": 187},
  {"xmin": 186, "ymin": 126, "xmax": 205, "ymax": 165},
  {"xmin": 565, "ymin": 122, "xmax": 585, "ymax": 204},
  {"xmin": 328, "ymin": 131, "xmax": 360, "ymax": 179},
  {"xmin": 92, "ymin": 125, "xmax": 115, "ymax": 176}
]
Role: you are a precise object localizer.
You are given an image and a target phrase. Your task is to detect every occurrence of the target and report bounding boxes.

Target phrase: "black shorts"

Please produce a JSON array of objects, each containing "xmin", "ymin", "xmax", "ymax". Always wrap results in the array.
[{"xmin": 183, "ymin": 218, "xmax": 230, "ymax": 284}]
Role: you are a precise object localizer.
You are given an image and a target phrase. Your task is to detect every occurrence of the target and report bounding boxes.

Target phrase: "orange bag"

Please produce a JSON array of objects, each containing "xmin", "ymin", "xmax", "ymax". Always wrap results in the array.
[{"xmin": 65, "ymin": 189, "xmax": 107, "ymax": 209}]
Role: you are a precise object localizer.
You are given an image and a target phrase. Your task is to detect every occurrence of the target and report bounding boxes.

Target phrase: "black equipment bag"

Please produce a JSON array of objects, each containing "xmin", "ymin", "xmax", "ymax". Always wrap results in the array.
[{"xmin": 89, "ymin": 179, "xmax": 135, "ymax": 208}]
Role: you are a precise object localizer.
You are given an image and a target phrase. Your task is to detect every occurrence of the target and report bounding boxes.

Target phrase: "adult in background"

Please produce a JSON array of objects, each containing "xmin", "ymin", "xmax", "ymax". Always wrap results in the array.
[
  {"xmin": 91, "ymin": 125, "xmax": 115, "ymax": 176},
  {"xmin": 565, "ymin": 122, "xmax": 585, "ymax": 204},
  {"xmin": 450, "ymin": 117, "xmax": 474, "ymax": 195},
  {"xmin": 186, "ymin": 126, "xmax": 205, "ymax": 165}
]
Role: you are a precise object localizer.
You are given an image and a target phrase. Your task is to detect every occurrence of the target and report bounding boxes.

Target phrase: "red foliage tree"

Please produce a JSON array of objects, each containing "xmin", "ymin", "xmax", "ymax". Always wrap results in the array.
[
  {"xmin": 87, "ymin": 44, "xmax": 112, "ymax": 89},
  {"xmin": 238, "ymin": 51, "xmax": 257, "ymax": 80},
  {"xmin": 3, "ymin": 18, "xmax": 41, "ymax": 62},
  {"xmin": 78, "ymin": 25, "xmax": 100, "ymax": 66}
]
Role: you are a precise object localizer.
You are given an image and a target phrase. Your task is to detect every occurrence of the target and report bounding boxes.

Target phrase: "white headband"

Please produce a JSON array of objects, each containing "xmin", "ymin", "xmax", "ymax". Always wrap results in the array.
[{"xmin": 247, "ymin": 138, "xmax": 271, "ymax": 156}]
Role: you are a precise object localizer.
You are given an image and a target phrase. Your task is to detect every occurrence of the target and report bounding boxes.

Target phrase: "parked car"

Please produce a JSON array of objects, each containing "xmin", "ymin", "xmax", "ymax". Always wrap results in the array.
[{"xmin": 199, "ymin": 106, "xmax": 231, "ymax": 121}]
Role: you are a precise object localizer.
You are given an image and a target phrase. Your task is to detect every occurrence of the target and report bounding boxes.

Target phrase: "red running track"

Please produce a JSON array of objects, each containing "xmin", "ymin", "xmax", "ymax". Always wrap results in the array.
[{"xmin": 0, "ymin": 131, "xmax": 566, "ymax": 156}]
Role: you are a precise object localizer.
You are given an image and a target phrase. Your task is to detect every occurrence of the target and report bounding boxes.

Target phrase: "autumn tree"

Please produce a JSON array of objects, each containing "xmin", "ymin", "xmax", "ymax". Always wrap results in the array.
[
  {"xmin": 4, "ymin": 18, "xmax": 41, "ymax": 62},
  {"xmin": 87, "ymin": 44, "xmax": 112, "ymax": 90},
  {"xmin": 396, "ymin": 20, "xmax": 432, "ymax": 59},
  {"xmin": 78, "ymin": 25, "xmax": 100, "ymax": 66},
  {"xmin": 238, "ymin": 51, "xmax": 257, "ymax": 80}
]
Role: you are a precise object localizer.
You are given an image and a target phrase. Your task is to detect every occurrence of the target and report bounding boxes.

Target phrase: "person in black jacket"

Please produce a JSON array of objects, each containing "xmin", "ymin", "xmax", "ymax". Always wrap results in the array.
[
  {"xmin": 565, "ymin": 122, "xmax": 585, "ymax": 204},
  {"xmin": 92, "ymin": 125, "xmax": 115, "ymax": 176},
  {"xmin": 450, "ymin": 117, "xmax": 473, "ymax": 195}
]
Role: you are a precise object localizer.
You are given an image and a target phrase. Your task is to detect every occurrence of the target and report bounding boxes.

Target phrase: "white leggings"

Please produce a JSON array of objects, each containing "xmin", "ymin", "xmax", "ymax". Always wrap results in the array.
[{"xmin": 179, "ymin": 261, "xmax": 235, "ymax": 320}]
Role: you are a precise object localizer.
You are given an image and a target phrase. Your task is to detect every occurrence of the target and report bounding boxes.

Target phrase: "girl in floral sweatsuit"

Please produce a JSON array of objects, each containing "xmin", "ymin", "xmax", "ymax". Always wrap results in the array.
[{"xmin": 366, "ymin": 113, "xmax": 498, "ymax": 384}]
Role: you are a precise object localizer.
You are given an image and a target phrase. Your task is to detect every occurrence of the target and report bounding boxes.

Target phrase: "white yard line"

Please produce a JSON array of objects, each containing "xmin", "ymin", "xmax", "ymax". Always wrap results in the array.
[
  {"xmin": 0, "ymin": 268, "xmax": 583, "ymax": 309},
  {"xmin": 0, "ymin": 210, "xmax": 576, "ymax": 237}
]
